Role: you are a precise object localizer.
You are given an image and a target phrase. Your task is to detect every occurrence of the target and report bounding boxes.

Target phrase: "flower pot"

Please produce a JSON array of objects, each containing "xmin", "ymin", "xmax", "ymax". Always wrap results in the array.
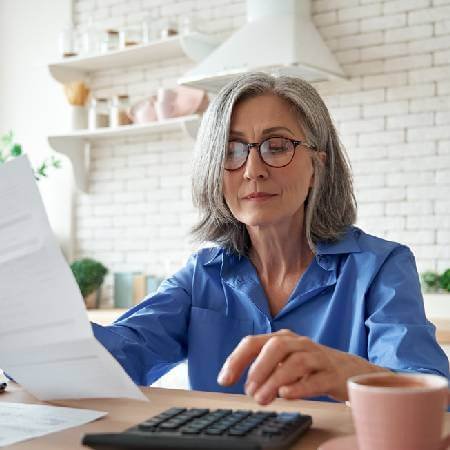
[{"xmin": 84, "ymin": 287, "xmax": 101, "ymax": 309}]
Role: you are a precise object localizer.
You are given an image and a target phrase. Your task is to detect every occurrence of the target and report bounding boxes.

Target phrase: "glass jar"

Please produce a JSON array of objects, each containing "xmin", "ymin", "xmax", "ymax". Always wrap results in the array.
[
  {"xmin": 159, "ymin": 18, "xmax": 178, "ymax": 39},
  {"xmin": 89, "ymin": 97, "xmax": 110, "ymax": 129},
  {"xmin": 59, "ymin": 26, "xmax": 78, "ymax": 58},
  {"xmin": 110, "ymin": 95, "xmax": 132, "ymax": 127},
  {"xmin": 81, "ymin": 17, "xmax": 101, "ymax": 55},
  {"xmin": 142, "ymin": 14, "xmax": 157, "ymax": 43},
  {"xmin": 178, "ymin": 16, "xmax": 196, "ymax": 35},
  {"xmin": 119, "ymin": 27, "xmax": 142, "ymax": 49},
  {"xmin": 100, "ymin": 29, "xmax": 120, "ymax": 53}
]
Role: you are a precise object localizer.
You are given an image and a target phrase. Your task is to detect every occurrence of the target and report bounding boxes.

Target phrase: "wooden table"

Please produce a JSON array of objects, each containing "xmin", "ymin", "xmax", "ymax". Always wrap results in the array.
[
  {"xmin": 0, "ymin": 382, "xmax": 350, "ymax": 449},
  {"xmin": 433, "ymin": 318, "xmax": 450, "ymax": 345},
  {"xmin": 87, "ymin": 308, "xmax": 126, "ymax": 326},
  {"xmin": 2, "ymin": 382, "xmax": 450, "ymax": 449}
]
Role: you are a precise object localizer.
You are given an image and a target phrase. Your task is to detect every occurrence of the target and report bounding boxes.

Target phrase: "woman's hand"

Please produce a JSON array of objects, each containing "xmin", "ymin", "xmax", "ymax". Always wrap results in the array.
[{"xmin": 217, "ymin": 329, "xmax": 389, "ymax": 405}]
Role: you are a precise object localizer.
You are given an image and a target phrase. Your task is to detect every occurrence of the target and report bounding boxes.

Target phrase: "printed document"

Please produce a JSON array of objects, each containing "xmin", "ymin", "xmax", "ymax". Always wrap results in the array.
[
  {"xmin": 0, "ymin": 156, "xmax": 147, "ymax": 401},
  {"xmin": 0, "ymin": 402, "xmax": 106, "ymax": 447}
]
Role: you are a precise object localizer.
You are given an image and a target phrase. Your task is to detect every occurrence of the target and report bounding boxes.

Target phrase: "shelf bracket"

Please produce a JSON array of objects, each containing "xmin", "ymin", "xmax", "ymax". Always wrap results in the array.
[
  {"xmin": 48, "ymin": 64, "xmax": 86, "ymax": 84},
  {"xmin": 48, "ymin": 136, "xmax": 90, "ymax": 192}
]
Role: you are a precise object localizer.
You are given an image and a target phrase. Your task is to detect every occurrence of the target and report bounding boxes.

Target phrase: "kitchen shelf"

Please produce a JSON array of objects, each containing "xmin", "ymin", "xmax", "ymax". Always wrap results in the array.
[
  {"xmin": 48, "ymin": 32, "xmax": 219, "ymax": 83},
  {"xmin": 48, "ymin": 114, "xmax": 201, "ymax": 192}
]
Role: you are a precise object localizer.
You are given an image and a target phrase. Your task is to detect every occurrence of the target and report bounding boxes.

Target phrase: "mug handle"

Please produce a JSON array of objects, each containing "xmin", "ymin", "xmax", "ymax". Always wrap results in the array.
[{"xmin": 439, "ymin": 435, "xmax": 450, "ymax": 450}]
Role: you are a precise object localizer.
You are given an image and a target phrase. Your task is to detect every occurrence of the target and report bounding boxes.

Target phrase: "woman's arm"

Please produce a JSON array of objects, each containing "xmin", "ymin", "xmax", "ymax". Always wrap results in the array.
[
  {"xmin": 217, "ymin": 245, "xmax": 449, "ymax": 404},
  {"xmin": 365, "ymin": 245, "xmax": 449, "ymax": 378},
  {"xmin": 92, "ymin": 255, "xmax": 196, "ymax": 386}
]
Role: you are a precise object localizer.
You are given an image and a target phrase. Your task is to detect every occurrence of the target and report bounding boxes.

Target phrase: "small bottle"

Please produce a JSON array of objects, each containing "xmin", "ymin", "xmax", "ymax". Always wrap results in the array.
[
  {"xmin": 82, "ymin": 16, "xmax": 100, "ymax": 55},
  {"xmin": 89, "ymin": 97, "xmax": 110, "ymax": 129},
  {"xmin": 100, "ymin": 29, "xmax": 120, "ymax": 53},
  {"xmin": 178, "ymin": 16, "xmax": 196, "ymax": 35},
  {"xmin": 59, "ymin": 26, "xmax": 78, "ymax": 58},
  {"xmin": 142, "ymin": 14, "xmax": 156, "ymax": 44},
  {"xmin": 110, "ymin": 95, "xmax": 132, "ymax": 127},
  {"xmin": 119, "ymin": 27, "xmax": 142, "ymax": 49},
  {"xmin": 159, "ymin": 18, "xmax": 178, "ymax": 39}
]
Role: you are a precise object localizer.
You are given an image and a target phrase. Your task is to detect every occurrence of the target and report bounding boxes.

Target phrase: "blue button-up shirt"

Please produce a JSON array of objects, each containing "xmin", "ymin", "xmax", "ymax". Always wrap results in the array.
[{"xmin": 92, "ymin": 227, "xmax": 449, "ymax": 398}]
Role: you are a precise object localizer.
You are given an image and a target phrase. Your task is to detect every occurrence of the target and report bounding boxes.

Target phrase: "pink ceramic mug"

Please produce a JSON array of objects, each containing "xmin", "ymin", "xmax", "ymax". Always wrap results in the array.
[
  {"xmin": 155, "ymin": 88, "xmax": 176, "ymax": 120},
  {"xmin": 127, "ymin": 96, "xmax": 157, "ymax": 123},
  {"xmin": 348, "ymin": 372, "xmax": 450, "ymax": 450}
]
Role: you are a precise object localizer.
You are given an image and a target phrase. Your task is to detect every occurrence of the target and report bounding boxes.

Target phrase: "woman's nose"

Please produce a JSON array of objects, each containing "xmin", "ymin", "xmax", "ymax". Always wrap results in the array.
[{"xmin": 243, "ymin": 147, "xmax": 269, "ymax": 180}]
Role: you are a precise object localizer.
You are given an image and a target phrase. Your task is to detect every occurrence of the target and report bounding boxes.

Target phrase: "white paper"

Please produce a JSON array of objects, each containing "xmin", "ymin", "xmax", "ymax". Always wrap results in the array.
[
  {"xmin": 0, "ymin": 402, "xmax": 107, "ymax": 447},
  {"xmin": 0, "ymin": 156, "xmax": 147, "ymax": 401}
]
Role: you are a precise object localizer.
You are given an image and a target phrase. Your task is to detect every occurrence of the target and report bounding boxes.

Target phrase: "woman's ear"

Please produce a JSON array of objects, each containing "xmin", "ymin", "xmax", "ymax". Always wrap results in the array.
[
  {"xmin": 317, "ymin": 151, "xmax": 327, "ymax": 165},
  {"xmin": 309, "ymin": 151, "xmax": 326, "ymax": 187}
]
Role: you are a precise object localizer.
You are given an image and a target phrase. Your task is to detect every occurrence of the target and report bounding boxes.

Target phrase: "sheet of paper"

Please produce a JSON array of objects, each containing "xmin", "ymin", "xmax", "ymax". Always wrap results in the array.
[
  {"xmin": 0, "ymin": 402, "xmax": 107, "ymax": 447},
  {"xmin": 0, "ymin": 156, "xmax": 147, "ymax": 401}
]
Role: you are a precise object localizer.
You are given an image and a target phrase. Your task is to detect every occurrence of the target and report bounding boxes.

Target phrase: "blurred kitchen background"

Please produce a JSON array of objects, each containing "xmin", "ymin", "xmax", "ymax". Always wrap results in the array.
[{"xmin": 0, "ymin": 0, "xmax": 449, "ymax": 371}]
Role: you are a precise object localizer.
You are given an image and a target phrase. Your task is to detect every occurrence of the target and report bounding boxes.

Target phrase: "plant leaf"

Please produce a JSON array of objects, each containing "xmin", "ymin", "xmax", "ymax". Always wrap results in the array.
[
  {"xmin": 10, "ymin": 143, "xmax": 22, "ymax": 157},
  {"xmin": 51, "ymin": 155, "xmax": 61, "ymax": 168},
  {"xmin": 37, "ymin": 162, "xmax": 48, "ymax": 178},
  {"xmin": 1, "ymin": 130, "xmax": 13, "ymax": 147}
]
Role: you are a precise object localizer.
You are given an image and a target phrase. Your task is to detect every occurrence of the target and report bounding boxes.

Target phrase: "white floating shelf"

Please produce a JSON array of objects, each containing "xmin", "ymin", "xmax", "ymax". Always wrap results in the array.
[
  {"xmin": 49, "ymin": 32, "xmax": 219, "ymax": 83},
  {"xmin": 48, "ymin": 115, "xmax": 201, "ymax": 192}
]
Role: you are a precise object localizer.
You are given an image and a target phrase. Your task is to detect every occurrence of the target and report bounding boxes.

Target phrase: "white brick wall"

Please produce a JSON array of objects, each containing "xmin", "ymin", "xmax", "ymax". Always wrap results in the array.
[{"xmin": 73, "ymin": 0, "xmax": 450, "ymax": 308}]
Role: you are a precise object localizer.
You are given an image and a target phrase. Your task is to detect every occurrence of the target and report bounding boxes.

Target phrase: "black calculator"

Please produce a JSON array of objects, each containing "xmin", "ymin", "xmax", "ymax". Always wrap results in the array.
[{"xmin": 82, "ymin": 406, "xmax": 312, "ymax": 449}]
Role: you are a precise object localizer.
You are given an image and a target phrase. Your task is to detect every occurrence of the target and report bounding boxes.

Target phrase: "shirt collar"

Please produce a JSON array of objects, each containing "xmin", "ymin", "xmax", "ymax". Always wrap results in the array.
[
  {"xmin": 203, "ymin": 246, "xmax": 231, "ymax": 266},
  {"xmin": 316, "ymin": 226, "xmax": 362, "ymax": 256},
  {"xmin": 203, "ymin": 226, "xmax": 362, "ymax": 268}
]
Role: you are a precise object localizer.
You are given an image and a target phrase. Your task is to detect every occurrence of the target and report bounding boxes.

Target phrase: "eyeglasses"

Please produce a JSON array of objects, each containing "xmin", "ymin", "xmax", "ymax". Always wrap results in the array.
[{"xmin": 224, "ymin": 137, "xmax": 316, "ymax": 171}]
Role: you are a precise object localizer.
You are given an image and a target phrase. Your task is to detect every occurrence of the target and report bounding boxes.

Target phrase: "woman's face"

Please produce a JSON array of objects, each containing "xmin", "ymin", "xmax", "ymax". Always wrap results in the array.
[{"xmin": 223, "ymin": 94, "xmax": 316, "ymax": 230}]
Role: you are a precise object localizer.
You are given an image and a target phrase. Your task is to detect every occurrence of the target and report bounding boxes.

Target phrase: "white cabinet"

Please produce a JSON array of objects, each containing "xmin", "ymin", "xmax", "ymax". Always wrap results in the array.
[{"xmin": 47, "ymin": 33, "xmax": 218, "ymax": 192}]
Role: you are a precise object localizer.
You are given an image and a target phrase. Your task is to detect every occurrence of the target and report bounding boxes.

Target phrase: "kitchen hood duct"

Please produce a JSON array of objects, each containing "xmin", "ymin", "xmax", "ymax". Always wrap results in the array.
[{"xmin": 178, "ymin": 0, "xmax": 346, "ymax": 92}]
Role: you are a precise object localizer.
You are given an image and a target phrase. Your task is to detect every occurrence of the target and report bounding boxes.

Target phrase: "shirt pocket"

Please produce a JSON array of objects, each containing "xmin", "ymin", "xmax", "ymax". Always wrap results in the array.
[{"xmin": 187, "ymin": 306, "xmax": 254, "ymax": 390}]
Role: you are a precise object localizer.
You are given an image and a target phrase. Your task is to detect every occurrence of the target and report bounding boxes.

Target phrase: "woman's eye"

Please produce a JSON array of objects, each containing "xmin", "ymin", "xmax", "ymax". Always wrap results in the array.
[
  {"xmin": 268, "ymin": 145, "xmax": 286, "ymax": 153},
  {"xmin": 228, "ymin": 144, "xmax": 246, "ymax": 158}
]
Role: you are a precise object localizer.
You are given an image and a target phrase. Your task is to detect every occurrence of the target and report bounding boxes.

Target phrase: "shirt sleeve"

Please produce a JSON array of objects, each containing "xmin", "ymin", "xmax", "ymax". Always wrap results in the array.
[
  {"xmin": 92, "ymin": 254, "xmax": 196, "ymax": 386},
  {"xmin": 365, "ymin": 245, "xmax": 449, "ymax": 379}
]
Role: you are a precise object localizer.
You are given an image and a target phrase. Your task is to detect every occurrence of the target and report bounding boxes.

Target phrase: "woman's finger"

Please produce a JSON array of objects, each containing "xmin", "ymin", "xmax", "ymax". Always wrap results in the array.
[
  {"xmin": 217, "ymin": 334, "xmax": 271, "ymax": 386},
  {"xmin": 278, "ymin": 370, "xmax": 334, "ymax": 400},
  {"xmin": 251, "ymin": 351, "xmax": 323, "ymax": 404},
  {"xmin": 246, "ymin": 335, "xmax": 316, "ymax": 391},
  {"xmin": 218, "ymin": 330, "xmax": 307, "ymax": 386}
]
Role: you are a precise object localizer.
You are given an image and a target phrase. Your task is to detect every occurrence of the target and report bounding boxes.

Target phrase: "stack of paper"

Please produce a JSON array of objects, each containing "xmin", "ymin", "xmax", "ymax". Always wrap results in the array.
[
  {"xmin": 0, "ymin": 402, "xmax": 107, "ymax": 447},
  {"xmin": 0, "ymin": 156, "xmax": 147, "ymax": 401}
]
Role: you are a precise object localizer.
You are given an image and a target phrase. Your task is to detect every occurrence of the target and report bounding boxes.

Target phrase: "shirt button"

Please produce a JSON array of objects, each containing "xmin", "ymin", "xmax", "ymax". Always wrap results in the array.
[{"xmin": 318, "ymin": 255, "xmax": 330, "ymax": 269}]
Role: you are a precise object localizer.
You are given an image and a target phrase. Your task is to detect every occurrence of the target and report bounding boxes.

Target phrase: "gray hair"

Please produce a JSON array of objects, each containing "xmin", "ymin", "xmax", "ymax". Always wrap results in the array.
[{"xmin": 191, "ymin": 72, "xmax": 356, "ymax": 255}]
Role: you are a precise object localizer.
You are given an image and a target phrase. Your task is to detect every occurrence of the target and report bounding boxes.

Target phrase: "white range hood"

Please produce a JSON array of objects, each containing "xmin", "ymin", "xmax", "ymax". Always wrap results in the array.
[{"xmin": 178, "ymin": 0, "xmax": 346, "ymax": 92}]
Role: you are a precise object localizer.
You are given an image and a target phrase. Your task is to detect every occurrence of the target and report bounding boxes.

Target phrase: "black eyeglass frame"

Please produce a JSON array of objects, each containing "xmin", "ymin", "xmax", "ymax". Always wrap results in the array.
[{"xmin": 224, "ymin": 137, "xmax": 317, "ymax": 171}]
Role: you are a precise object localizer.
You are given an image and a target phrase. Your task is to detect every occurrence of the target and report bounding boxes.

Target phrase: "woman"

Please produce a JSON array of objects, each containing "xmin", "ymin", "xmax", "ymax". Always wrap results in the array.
[{"xmin": 92, "ymin": 73, "xmax": 449, "ymax": 404}]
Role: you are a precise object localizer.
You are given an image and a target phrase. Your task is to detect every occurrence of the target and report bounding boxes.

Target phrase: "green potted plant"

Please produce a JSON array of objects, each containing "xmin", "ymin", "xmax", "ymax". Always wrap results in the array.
[
  {"xmin": 70, "ymin": 258, "xmax": 108, "ymax": 309},
  {"xmin": 421, "ymin": 271, "xmax": 441, "ymax": 293},
  {"xmin": 0, "ymin": 130, "xmax": 61, "ymax": 179},
  {"xmin": 439, "ymin": 269, "xmax": 450, "ymax": 293},
  {"xmin": 421, "ymin": 270, "xmax": 450, "ymax": 293},
  {"xmin": 421, "ymin": 269, "xmax": 450, "ymax": 321}
]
